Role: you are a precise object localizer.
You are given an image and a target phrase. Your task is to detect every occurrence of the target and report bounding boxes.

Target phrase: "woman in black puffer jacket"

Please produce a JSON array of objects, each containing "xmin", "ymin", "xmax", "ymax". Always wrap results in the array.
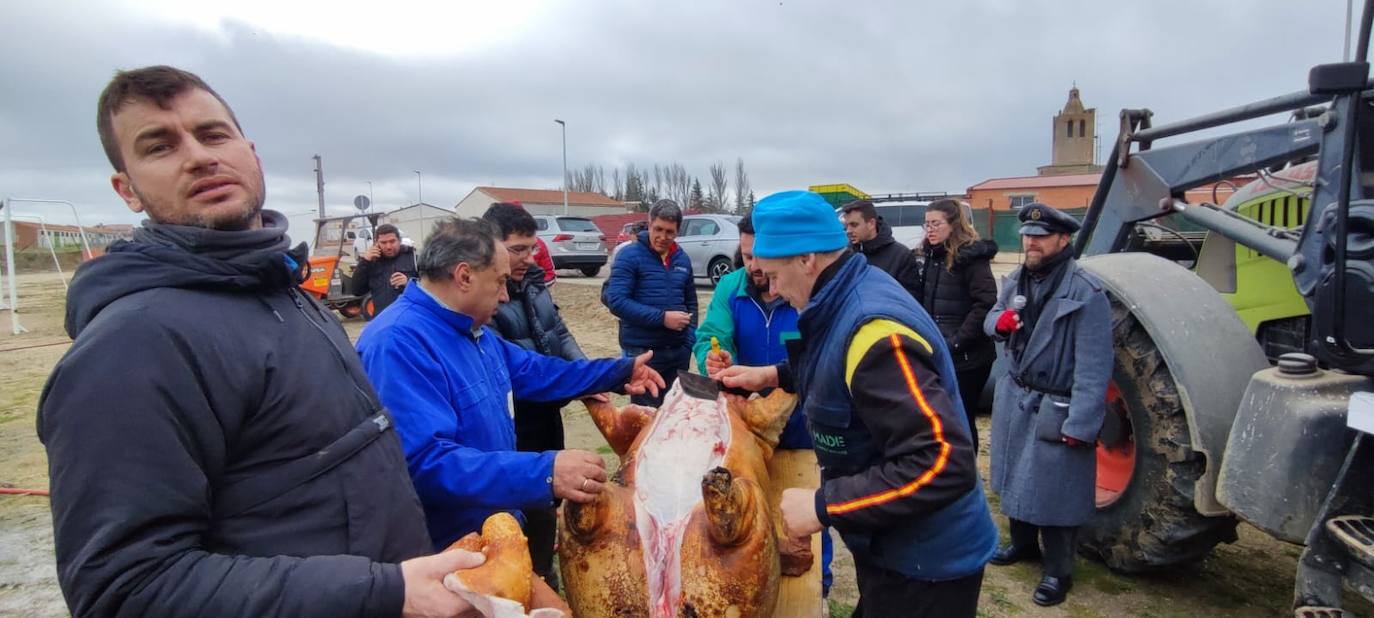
[{"xmin": 919, "ymin": 199, "xmax": 999, "ymax": 450}]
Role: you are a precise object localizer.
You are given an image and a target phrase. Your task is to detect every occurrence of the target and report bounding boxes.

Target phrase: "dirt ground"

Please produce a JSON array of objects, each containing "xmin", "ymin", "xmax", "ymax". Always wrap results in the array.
[{"xmin": 1, "ymin": 269, "xmax": 1371, "ymax": 617}]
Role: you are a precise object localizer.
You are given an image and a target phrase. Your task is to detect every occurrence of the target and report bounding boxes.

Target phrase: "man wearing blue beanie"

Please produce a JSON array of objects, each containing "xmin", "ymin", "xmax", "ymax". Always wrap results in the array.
[{"xmin": 716, "ymin": 191, "xmax": 997, "ymax": 617}]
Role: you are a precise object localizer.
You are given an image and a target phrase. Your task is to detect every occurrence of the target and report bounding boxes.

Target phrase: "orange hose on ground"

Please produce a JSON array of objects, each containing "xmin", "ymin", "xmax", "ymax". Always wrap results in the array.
[{"xmin": 0, "ymin": 488, "xmax": 49, "ymax": 496}]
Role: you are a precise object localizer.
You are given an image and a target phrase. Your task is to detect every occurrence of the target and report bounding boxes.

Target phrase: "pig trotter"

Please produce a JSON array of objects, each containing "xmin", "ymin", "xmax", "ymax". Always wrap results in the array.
[
  {"xmin": 584, "ymin": 399, "xmax": 653, "ymax": 457},
  {"xmin": 701, "ymin": 467, "xmax": 756, "ymax": 547}
]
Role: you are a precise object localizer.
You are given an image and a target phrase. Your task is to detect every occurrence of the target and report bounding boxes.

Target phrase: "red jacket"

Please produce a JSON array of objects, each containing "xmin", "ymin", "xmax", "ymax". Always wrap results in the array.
[{"xmin": 534, "ymin": 238, "xmax": 556, "ymax": 286}]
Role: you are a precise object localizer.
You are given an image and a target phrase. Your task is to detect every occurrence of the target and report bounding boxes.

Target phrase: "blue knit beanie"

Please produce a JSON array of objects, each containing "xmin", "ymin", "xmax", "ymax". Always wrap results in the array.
[{"xmin": 751, "ymin": 191, "xmax": 849, "ymax": 258}]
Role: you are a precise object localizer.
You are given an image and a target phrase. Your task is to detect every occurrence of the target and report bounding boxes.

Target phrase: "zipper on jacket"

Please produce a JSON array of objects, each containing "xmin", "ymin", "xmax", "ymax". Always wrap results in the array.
[
  {"xmin": 748, "ymin": 296, "xmax": 787, "ymax": 364},
  {"xmin": 286, "ymin": 287, "xmax": 380, "ymax": 410}
]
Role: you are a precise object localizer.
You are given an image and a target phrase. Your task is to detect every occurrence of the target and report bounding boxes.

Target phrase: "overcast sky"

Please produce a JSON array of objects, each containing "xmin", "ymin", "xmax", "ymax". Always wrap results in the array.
[{"xmin": 0, "ymin": 0, "xmax": 1352, "ymax": 238}]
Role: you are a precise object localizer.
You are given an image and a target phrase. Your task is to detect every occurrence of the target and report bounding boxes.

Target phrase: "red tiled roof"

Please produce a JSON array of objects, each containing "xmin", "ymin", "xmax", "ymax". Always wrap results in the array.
[
  {"xmin": 968, "ymin": 173, "xmax": 1102, "ymax": 191},
  {"xmin": 478, "ymin": 187, "xmax": 623, "ymax": 208}
]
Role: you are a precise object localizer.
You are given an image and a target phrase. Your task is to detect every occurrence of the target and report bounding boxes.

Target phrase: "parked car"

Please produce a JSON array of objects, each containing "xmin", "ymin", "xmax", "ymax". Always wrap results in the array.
[
  {"xmin": 611, "ymin": 214, "xmax": 740, "ymax": 285},
  {"xmin": 872, "ymin": 203, "xmax": 927, "ymax": 249},
  {"xmin": 532, "ymin": 215, "xmax": 608, "ymax": 276},
  {"xmin": 614, "ymin": 220, "xmax": 647, "ymax": 248}
]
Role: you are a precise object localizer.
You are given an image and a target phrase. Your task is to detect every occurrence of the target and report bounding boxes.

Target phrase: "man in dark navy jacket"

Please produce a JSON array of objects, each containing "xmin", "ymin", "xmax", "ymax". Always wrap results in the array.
[
  {"xmin": 39, "ymin": 65, "xmax": 485, "ymax": 618},
  {"xmin": 602, "ymin": 198, "xmax": 698, "ymax": 406},
  {"xmin": 717, "ymin": 191, "xmax": 997, "ymax": 618}
]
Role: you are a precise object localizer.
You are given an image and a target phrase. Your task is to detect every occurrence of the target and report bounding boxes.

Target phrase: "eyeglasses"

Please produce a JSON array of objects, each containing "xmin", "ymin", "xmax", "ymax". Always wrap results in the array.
[
  {"xmin": 506, "ymin": 244, "xmax": 535, "ymax": 258},
  {"xmin": 924, "ymin": 220, "xmax": 948, "ymax": 229}
]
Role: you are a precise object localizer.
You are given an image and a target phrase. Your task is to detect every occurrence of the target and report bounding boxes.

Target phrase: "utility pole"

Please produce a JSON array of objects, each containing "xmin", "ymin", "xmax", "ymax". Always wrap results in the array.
[
  {"xmin": 415, "ymin": 170, "xmax": 424, "ymax": 242},
  {"xmin": 555, "ymin": 119, "xmax": 568, "ymax": 215},
  {"xmin": 313, "ymin": 154, "xmax": 326, "ymax": 219}
]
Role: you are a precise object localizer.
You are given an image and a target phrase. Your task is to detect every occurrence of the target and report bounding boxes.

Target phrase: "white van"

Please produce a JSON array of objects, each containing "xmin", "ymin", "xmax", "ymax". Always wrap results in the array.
[{"xmin": 872, "ymin": 203, "xmax": 928, "ymax": 249}]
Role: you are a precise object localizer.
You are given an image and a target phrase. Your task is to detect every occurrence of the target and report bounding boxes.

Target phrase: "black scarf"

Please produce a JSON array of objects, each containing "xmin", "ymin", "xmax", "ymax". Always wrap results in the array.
[
  {"xmin": 65, "ymin": 211, "xmax": 305, "ymax": 337},
  {"xmin": 1008, "ymin": 247, "xmax": 1073, "ymax": 361}
]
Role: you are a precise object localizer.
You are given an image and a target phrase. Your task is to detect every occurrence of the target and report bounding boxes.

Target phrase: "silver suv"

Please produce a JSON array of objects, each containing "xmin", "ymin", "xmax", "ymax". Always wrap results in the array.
[
  {"xmin": 532, "ymin": 215, "xmax": 608, "ymax": 276},
  {"xmin": 611, "ymin": 214, "xmax": 741, "ymax": 285}
]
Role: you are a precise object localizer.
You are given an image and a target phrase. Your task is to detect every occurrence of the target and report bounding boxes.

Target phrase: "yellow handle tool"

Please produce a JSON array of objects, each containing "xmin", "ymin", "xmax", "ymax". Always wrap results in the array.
[{"xmin": 710, "ymin": 337, "xmax": 721, "ymax": 356}]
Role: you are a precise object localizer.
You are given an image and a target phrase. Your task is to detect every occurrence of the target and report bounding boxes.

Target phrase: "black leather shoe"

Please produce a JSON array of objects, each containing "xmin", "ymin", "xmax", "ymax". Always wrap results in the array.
[
  {"xmin": 1032, "ymin": 575, "xmax": 1073, "ymax": 606},
  {"xmin": 989, "ymin": 544, "xmax": 1042, "ymax": 566}
]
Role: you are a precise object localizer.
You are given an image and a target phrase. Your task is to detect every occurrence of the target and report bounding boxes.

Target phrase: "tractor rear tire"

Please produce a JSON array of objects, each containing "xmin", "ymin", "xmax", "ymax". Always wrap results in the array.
[
  {"xmin": 360, "ymin": 296, "xmax": 378, "ymax": 321},
  {"xmin": 1078, "ymin": 295, "xmax": 1239, "ymax": 572}
]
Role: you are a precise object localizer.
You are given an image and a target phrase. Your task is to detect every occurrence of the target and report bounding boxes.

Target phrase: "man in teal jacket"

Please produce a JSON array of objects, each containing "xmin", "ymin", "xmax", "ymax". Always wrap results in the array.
[
  {"xmin": 358, "ymin": 218, "xmax": 664, "ymax": 550},
  {"xmin": 694, "ymin": 212, "xmax": 806, "ymax": 448}
]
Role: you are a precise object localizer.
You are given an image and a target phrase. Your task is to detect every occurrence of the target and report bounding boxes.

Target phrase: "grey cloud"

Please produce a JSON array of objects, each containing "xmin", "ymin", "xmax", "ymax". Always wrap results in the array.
[{"xmin": 0, "ymin": 0, "xmax": 1349, "ymax": 230}]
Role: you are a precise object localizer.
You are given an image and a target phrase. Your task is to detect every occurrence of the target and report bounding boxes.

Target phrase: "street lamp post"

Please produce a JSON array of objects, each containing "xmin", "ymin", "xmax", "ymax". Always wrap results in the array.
[
  {"xmin": 554, "ymin": 119, "xmax": 568, "ymax": 215},
  {"xmin": 414, "ymin": 170, "xmax": 425, "ymax": 242}
]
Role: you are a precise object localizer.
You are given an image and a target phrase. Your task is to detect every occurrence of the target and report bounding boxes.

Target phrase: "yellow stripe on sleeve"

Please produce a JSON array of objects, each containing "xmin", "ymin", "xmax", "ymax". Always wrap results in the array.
[{"xmin": 844, "ymin": 319, "xmax": 933, "ymax": 389}]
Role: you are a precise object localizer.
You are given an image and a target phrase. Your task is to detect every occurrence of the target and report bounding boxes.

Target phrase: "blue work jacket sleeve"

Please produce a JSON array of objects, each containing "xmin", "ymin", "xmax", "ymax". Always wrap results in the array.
[
  {"xmin": 498, "ymin": 335, "xmax": 636, "ymax": 403},
  {"xmin": 604, "ymin": 250, "xmax": 666, "ymax": 328},
  {"xmin": 364, "ymin": 333, "xmax": 557, "ymax": 512}
]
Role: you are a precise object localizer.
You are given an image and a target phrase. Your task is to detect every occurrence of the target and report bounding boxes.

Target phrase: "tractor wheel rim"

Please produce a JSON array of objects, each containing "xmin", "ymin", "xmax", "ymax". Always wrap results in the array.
[{"xmin": 1096, "ymin": 380, "xmax": 1136, "ymax": 508}]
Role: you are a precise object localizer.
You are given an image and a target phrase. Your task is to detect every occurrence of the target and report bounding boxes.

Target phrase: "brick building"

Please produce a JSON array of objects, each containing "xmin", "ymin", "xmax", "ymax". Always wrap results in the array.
[
  {"xmin": 1, "ymin": 221, "xmax": 133, "ymax": 252},
  {"xmin": 453, "ymin": 187, "xmax": 630, "ymax": 219},
  {"xmin": 966, "ymin": 87, "xmax": 1246, "ymax": 247}
]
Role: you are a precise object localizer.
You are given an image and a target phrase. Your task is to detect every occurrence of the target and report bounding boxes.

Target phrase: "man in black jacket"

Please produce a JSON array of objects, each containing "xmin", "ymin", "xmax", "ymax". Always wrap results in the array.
[
  {"xmin": 38, "ymin": 65, "xmax": 486, "ymax": 618},
  {"xmin": 840, "ymin": 200, "xmax": 922, "ymax": 297},
  {"xmin": 351, "ymin": 223, "xmax": 418, "ymax": 314},
  {"xmin": 482, "ymin": 202, "xmax": 589, "ymax": 591}
]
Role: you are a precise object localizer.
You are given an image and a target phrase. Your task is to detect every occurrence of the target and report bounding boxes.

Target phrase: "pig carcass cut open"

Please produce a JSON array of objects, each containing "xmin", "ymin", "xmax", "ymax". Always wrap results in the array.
[{"xmin": 559, "ymin": 380, "xmax": 810, "ymax": 617}]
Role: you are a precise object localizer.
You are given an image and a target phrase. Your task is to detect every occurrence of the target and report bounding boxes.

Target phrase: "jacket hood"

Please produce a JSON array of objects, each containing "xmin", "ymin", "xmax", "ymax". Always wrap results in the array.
[
  {"xmin": 65, "ymin": 210, "xmax": 303, "ymax": 338},
  {"xmin": 854, "ymin": 218, "xmax": 896, "ymax": 253}
]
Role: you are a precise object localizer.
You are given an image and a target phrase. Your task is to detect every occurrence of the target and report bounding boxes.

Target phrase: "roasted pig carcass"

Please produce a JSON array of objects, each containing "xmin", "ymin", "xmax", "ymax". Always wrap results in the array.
[
  {"xmin": 444, "ymin": 513, "xmax": 569, "ymax": 618},
  {"xmin": 559, "ymin": 373, "xmax": 810, "ymax": 617}
]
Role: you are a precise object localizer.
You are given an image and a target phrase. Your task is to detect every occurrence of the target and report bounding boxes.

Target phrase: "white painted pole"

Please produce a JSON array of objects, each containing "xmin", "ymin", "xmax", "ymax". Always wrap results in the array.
[
  {"xmin": 9, "ymin": 215, "xmax": 67, "ymax": 290},
  {"xmin": 9, "ymin": 199, "xmax": 93, "ymax": 259},
  {"xmin": 3, "ymin": 198, "xmax": 26, "ymax": 335}
]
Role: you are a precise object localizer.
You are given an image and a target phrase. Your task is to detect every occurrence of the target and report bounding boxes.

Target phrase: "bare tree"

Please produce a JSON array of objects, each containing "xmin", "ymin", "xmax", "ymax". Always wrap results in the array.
[
  {"xmin": 708, "ymin": 161, "xmax": 729, "ymax": 213},
  {"xmin": 624, "ymin": 162, "xmax": 644, "ymax": 206},
  {"xmin": 593, "ymin": 165, "xmax": 607, "ymax": 196},
  {"xmin": 653, "ymin": 164, "xmax": 665, "ymax": 200},
  {"xmin": 666, "ymin": 163, "xmax": 691, "ymax": 209},
  {"xmin": 639, "ymin": 167, "xmax": 656, "ymax": 203},
  {"xmin": 611, "ymin": 168, "xmax": 624, "ymax": 201},
  {"xmin": 733, "ymin": 158, "xmax": 750, "ymax": 214}
]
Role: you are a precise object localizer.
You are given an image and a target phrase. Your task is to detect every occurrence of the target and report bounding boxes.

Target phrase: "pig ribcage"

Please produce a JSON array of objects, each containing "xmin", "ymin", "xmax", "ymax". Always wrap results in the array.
[{"xmin": 632, "ymin": 386, "xmax": 731, "ymax": 618}]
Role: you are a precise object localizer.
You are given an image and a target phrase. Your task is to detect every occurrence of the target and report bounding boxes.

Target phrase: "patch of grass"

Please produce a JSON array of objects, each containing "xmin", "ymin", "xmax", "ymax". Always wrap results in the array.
[
  {"xmin": 1004, "ymin": 563, "xmax": 1041, "ymax": 586},
  {"xmin": 983, "ymin": 584, "xmax": 1022, "ymax": 613},
  {"xmin": 826, "ymin": 598, "xmax": 855, "ymax": 618},
  {"xmin": 1075, "ymin": 559, "xmax": 1134, "ymax": 596},
  {"xmin": 1066, "ymin": 605, "xmax": 1108, "ymax": 618}
]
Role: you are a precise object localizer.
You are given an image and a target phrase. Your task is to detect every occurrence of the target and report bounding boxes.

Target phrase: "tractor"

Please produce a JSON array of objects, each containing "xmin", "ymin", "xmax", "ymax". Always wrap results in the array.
[
  {"xmin": 298, "ymin": 213, "xmax": 381, "ymax": 320},
  {"xmin": 1069, "ymin": 2, "xmax": 1374, "ymax": 614}
]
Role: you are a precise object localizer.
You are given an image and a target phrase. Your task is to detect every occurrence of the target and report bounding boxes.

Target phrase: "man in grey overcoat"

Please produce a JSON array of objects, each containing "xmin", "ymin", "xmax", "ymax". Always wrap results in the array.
[{"xmin": 983, "ymin": 203, "xmax": 1112, "ymax": 607}]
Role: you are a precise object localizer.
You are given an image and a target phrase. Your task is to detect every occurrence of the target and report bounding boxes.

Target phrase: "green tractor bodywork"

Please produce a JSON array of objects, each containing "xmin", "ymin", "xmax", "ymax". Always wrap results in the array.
[
  {"xmin": 1198, "ymin": 163, "xmax": 1315, "ymax": 346},
  {"xmin": 808, "ymin": 183, "xmax": 871, "ymax": 209}
]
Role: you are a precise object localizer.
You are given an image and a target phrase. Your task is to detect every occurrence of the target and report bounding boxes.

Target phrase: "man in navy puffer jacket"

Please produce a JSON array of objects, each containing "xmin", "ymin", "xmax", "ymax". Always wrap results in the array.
[{"xmin": 602, "ymin": 199, "xmax": 698, "ymax": 406}]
